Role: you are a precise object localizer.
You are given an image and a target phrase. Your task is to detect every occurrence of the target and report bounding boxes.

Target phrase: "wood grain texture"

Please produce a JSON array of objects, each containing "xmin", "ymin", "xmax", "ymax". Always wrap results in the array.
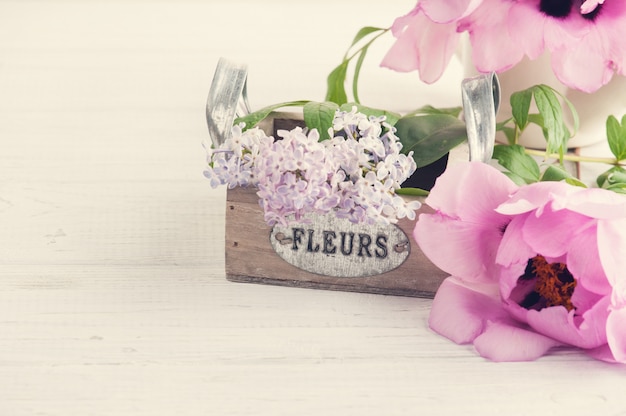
[
  {"xmin": 1, "ymin": 2, "xmax": 625, "ymax": 416},
  {"xmin": 225, "ymin": 187, "xmax": 447, "ymax": 297}
]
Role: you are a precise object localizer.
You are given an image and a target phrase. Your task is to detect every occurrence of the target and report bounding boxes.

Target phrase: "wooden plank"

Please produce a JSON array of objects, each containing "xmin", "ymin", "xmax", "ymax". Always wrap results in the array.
[{"xmin": 225, "ymin": 187, "xmax": 447, "ymax": 298}]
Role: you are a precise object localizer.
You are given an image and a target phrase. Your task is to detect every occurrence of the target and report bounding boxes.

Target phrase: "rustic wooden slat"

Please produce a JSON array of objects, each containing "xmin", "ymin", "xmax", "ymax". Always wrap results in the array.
[{"xmin": 225, "ymin": 187, "xmax": 447, "ymax": 298}]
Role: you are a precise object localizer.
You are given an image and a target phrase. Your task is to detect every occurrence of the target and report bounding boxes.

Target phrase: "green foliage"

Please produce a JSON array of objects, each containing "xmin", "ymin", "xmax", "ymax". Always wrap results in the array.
[
  {"xmin": 492, "ymin": 144, "xmax": 540, "ymax": 185},
  {"xmin": 403, "ymin": 105, "xmax": 463, "ymax": 118},
  {"xmin": 606, "ymin": 115, "xmax": 626, "ymax": 161},
  {"xmin": 540, "ymin": 165, "xmax": 585, "ymax": 187},
  {"xmin": 325, "ymin": 62, "xmax": 349, "ymax": 105},
  {"xmin": 395, "ymin": 114, "xmax": 467, "ymax": 168},
  {"xmin": 324, "ymin": 26, "xmax": 389, "ymax": 106},
  {"xmin": 303, "ymin": 101, "xmax": 339, "ymax": 140},
  {"xmin": 234, "ymin": 100, "xmax": 310, "ymax": 130},
  {"xmin": 506, "ymin": 84, "xmax": 578, "ymax": 159},
  {"xmin": 597, "ymin": 166, "xmax": 626, "ymax": 194}
]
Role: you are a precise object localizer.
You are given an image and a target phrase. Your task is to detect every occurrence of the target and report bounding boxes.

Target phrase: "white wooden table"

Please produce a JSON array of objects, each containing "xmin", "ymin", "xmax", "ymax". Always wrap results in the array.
[{"xmin": 1, "ymin": 2, "xmax": 624, "ymax": 415}]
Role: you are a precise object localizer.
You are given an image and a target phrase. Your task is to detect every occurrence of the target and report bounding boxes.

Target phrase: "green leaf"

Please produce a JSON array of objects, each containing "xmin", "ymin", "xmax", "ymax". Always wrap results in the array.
[
  {"xmin": 348, "ymin": 26, "xmax": 386, "ymax": 51},
  {"xmin": 395, "ymin": 187, "xmax": 429, "ymax": 197},
  {"xmin": 564, "ymin": 177, "xmax": 587, "ymax": 188},
  {"xmin": 303, "ymin": 101, "xmax": 339, "ymax": 140},
  {"xmin": 404, "ymin": 105, "xmax": 463, "ymax": 118},
  {"xmin": 339, "ymin": 103, "xmax": 401, "ymax": 126},
  {"xmin": 395, "ymin": 114, "xmax": 467, "ymax": 168},
  {"xmin": 540, "ymin": 165, "xmax": 586, "ymax": 187},
  {"xmin": 605, "ymin": 183, "xmax": 626, "ymax": 194},
  {"xmin": 532, "ymin": 85, "xmax": 568, "ymax": 155},
  {"xmin": 498, "ymin": 125, "xmax": 517, "ymax": 145},
  {"xmin": 492, "ymin": 144, "xmax": 540, "ymax": 184},
  {"xmin": 510, "ymin": 87, "xmax": 532, "ymax": 130},
  {"xmin": 352, "ymin": 47, "xmax": 368, "ymax": 104},
  {"xmin": 234, "ymin": 100, "xmax": 310, "ymax": 130},
  {"xmin": 597, "ymin": 165, "xmax": 626, "ymax": 189},
  {"xmin": 606, "ymin": 115, "xmax": 626, "ymax": 161},
  {"xmin": 325, "ymin": 61, "xmax": 349, "ymax": 105}
]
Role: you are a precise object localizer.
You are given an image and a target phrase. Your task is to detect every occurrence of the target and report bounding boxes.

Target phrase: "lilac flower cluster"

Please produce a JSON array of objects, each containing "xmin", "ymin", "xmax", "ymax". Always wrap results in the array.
[
  {"xmin": 203, "ymin": 123, "xmax": 270, "ymax": 189},
  {"xmin": 203, "ymin": 108, "xmax": 421, "ymax": 226}
]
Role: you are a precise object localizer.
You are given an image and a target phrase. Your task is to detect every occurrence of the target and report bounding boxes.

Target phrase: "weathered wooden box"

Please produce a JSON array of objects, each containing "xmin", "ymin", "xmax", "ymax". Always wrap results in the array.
[{"xmin": 225, "ymin": 186, "xmax": 447, "ymax": 298}]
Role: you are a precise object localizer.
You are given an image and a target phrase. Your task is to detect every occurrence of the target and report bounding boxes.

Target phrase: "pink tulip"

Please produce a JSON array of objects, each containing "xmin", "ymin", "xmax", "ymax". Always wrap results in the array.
[{"xmin": 417, "ymin": 162, "xmax": 626, "ymax": 362}]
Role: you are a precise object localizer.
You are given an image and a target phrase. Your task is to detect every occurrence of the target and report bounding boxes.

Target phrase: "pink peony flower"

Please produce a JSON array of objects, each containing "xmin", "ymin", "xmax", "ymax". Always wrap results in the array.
[
  {"xmin": 414, "ymin": 161, "xmax": 518, "ymax": 283},
  {"xmin": 382, "ymin": 0, "xmax": 626, "ymax": 92},
  {"xmin": 417, "ymin": 161, "xmax": 626, "ymax": 362}
]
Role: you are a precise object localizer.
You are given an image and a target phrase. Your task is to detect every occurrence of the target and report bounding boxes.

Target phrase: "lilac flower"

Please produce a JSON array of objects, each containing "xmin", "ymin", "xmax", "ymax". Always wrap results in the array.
[
  {"xmin": 203, "ymin": 124, "xmax": 270, "ymax": 188},
  {"xmin": 203, "ymin": 109, "xmax": 421, "ymax": 226}
]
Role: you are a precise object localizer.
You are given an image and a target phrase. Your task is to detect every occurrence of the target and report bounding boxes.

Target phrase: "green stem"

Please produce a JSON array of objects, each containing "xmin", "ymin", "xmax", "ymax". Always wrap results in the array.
[
  {"xmin": 344, "ymin": 28, "xmax": 390, "ymax": 62},
  {"xmin": 524, "ymin": 148, "xmax": 625, "ymax": 166}
]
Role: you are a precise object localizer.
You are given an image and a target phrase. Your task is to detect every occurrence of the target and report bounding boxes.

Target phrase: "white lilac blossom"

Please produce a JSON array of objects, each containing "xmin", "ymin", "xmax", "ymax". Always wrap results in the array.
[
  {"xmin": 203, "ymin": 108, "xmax": 421, "ymax": 226},
  {"xmin": 327, "ymin": 107, "xmax": 420, "ymax": 225},
  {"xmin": 203, "ymin": 123, "xmax": 269, "ymax": 189}
]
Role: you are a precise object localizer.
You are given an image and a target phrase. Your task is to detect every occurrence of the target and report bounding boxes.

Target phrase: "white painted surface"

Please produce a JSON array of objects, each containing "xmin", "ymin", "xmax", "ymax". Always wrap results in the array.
[{"xmin": 1, "ymin": 1, "xmax": 624, "ymax": 415}]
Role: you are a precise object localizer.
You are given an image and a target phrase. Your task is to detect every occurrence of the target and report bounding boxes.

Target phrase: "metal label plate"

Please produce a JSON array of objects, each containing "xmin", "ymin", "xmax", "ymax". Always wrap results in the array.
[{"xmin": 270, "ymin": 212, "xmax": 411, "ymax": 278}]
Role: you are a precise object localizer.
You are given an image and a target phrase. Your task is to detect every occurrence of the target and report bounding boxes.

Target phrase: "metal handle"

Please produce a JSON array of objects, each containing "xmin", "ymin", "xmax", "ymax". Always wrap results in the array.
[
  {"xmin": 462, "ymin": 72, "xmax": 500, "ymax": 163},
  {"xmin": 206, "ymin": 58, "xmax": 250, "ymax": 147}
]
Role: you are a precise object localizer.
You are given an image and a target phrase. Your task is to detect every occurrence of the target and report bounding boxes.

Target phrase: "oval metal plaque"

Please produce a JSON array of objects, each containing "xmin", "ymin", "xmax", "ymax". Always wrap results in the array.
[{"xmin": 270, "ymin": 212, "xmax": 411, "ymax": 278}]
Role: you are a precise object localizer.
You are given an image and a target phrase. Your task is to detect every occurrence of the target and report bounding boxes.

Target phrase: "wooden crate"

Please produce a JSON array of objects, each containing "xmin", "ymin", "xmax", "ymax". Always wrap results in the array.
[{"xmin": 225, "ymin": 186, "xmax": 447, "ymax": 298}]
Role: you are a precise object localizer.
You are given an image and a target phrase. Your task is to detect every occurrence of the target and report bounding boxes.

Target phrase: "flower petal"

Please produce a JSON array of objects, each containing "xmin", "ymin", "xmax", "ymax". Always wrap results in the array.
[
  {"xmin": 606, "ymin": 307, "xmax": 626, "ymax": 363},
  {"xmin": 562, "ymin": 188, "xmax": 626, "ymax": 219},
  {"xmin": 473, "ymin": 321, "xmax": 561, "ymax": 362},
  {"xmin": 420, "ymin": 0, "xmax": 483, "ymax": 23},
  {"xmin": 522, "ymin": 205, "xmax": 590, "ymax": 258},
  {"xmin": 567, "ymin": 224, "xmax": 611, "ymax": 295},
  {"xmin": 524, "ymin": 296, "xmax": 610, "ymax": 349},
  {"xmin": 598, "ymin": 218, "xmax": 626, "ymax": 307},
  {"xmin": 426, "ymin": 162, "xmax": 518, "ymax": 223},
  {"xmin": 551, "ymin": 45, "xmax": 613, "ymax": 93},
  {"xmin": 496, "ymin": 181, "xmax": 574, "ymax": 216},
  {"xmin": 495, "ymin": 213, "xmax": 535, "ymax": 268},
  {"xmin": 586, "ymin": 344, "xmax": 620, "ymax": 363},
  {"xmin": 415, "ymin": 212, "xmax": 505, "ymax": 283},
  {"xmin": 428, "ymin": 277, "xmax": 505, "ymax": 344},
  {"xmin": 380, "ymin": 10, "xmax": 459, "ymax": 83},
  {"xmin": 459, "ymin": 0, "xmax": 524, "ymax": 71}
]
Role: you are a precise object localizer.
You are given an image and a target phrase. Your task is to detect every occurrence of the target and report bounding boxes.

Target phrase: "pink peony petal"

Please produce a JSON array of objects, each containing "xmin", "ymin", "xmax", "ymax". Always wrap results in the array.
[
  {"xmin": 420, "ymin": 0, "xmax": 483, "ymax": 23},
  {"xmin": 428, "ymin": 277, "xmax": 506, "ymax": 344},
  {"xmin": 550, "ymin": 44, "xmax": 613, "ymax": 93},
  {"xmin": 563, "ymin": 187, "xmax": 626, "ymax": 220},
  {"xmin": 507, "ymin": 2, "xmax": 547, "ymax": 60},
  {"xmin": 426, "ymin": 162, "xmax": 517, "ymax": 223},
  {"xmin": 586, "ymin": 344, "xmax": 620, "ymax": 363},
  {"xmin": 606, "ymin": 307, "xmax": 626, "ymax": 363},
  {"xmin": 415, "ymin": 213, "xmax": 505, "ymax": 283},
  {"xmin": 522, "ymin": 206, "xmax": 590, "ymax": 258},
  {"xmin": 597, "ymin": 218, "xmax": 626, "ymax": 307},
  {"xmin": 473, "ymin": 321, "xmax": 561, "ymax": 362},
  {"xmin": 496, "ymin": 181, "xmax": 574, "ymax": 216},
  {"xmin": 524, "ymin": 296, "xmax": 610, "ymax": 349},
  {"xmin": 495, "ymin": 214, "xmax": 535, "ymax": 268},
  {"xmin": 380, "ymin": 10, "xmax": 459, "ymax": 83},
  {"xmin": 566, "ymin": 225, "xmax": 611, "ymax": 296},
  {"xmin": 459, "ymin": 0, "xmax": 524, "ymax": 72}
]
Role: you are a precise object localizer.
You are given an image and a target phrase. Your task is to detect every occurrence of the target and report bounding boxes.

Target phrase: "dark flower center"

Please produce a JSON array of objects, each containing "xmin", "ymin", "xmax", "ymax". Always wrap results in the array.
[
  {"xmin": 539, "ymin": 0, "xmax": 603, "ymax": 20},
  {"xmin": 517, "ymin": 255, "xmax": 577, "ymax": 312},
  {"xmin": 540, "ymin": 0, "xmax": 573, "ymax": 18}
]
